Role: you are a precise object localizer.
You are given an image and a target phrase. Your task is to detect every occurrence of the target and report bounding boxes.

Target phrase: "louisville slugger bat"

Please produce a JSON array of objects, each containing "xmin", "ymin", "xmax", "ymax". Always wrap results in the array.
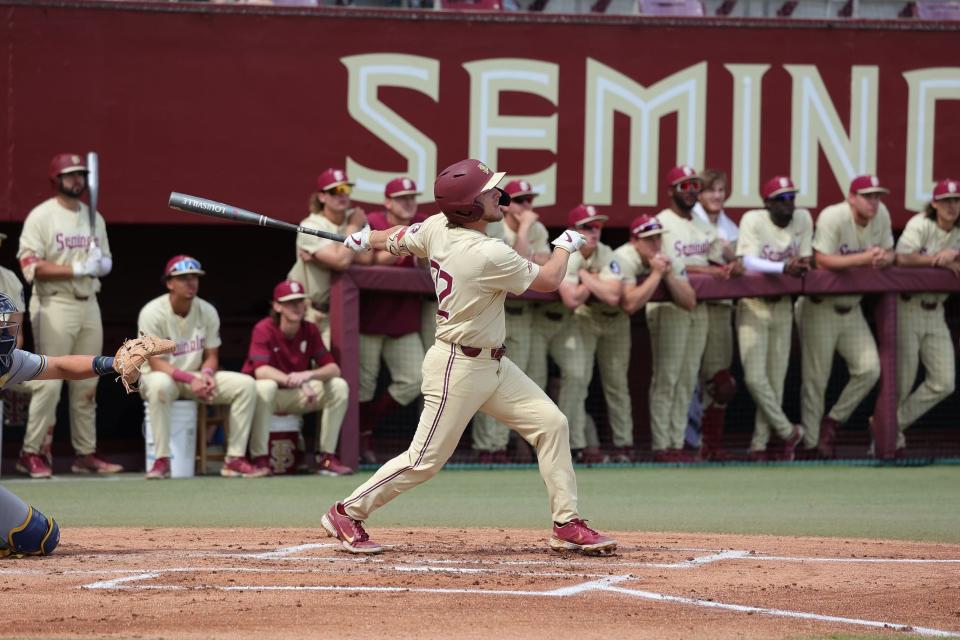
[
  {"xmin": 86, "ymin": 151, "xmax": 99, "ymax": 231},
  {"xmin": 168, "ymin": 192, "xmax": 346, "ymax": 242}
]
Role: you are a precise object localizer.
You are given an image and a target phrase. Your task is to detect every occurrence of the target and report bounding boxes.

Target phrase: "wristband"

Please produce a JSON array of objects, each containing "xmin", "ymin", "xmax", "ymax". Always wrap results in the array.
[
  {"xmin": 92, "ymin": 356, "xmax": 115, "ymax": 377},
  {"xmin": 201, "ymin": 367, "xmax": 215, "ymax": 377},
  {"xmin": 172, "ymin": 368, "xmax": 196, "ymax": 384}
]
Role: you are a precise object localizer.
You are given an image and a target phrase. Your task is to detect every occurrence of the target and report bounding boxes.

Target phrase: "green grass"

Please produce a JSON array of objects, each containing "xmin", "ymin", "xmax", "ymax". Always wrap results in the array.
[{"xmin": 3, "ymin": 465, "xmax": 959, "ymax": 542}]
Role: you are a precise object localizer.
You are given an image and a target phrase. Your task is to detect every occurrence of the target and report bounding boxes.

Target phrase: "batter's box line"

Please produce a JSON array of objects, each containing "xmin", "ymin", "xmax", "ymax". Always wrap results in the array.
[{"xmin": 81, "ymin": 573, "xmax": 960, "ymax": 638}]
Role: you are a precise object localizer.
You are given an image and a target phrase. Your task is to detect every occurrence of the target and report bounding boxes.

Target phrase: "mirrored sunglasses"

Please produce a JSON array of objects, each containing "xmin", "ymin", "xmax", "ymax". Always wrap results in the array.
[
  {"xmin": 326, "ymin": 184, "xmax": 352, "ymax": 196},
  {"xmin": 675, "ymin": 179, "xmax": 701, "ymax": 193},
  {"xmin": 632, "ymin": 220, "xmax": 663, "ymax": 236},
  {"xmin": 170, "ymin": 258, "xmax": 203, "ymax": 273},
  {"xmin": 512, "ymin": 195, "xmax": 534, "ymax": 205}
]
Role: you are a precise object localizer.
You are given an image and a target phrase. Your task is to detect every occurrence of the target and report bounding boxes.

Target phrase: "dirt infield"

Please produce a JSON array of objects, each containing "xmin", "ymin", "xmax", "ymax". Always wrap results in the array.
[{"xmin": 3, "ymin": 527, "xmax": 959, "ymax": 639}]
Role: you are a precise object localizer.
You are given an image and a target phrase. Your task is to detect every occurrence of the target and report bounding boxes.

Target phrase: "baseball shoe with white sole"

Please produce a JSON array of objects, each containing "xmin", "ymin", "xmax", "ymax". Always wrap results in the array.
[
  {"xmin": 321, "ymin": 502, "xmax": 383, "ymax": 554},
  {"xmin": 549, "ymin": 519, "xmax": 617, "ymax": 556}
]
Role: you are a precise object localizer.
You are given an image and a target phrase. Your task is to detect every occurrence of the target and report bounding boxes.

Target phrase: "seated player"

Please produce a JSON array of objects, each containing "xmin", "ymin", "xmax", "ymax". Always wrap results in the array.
[
  {"xmin": 138, "ymin": 255, "xmax": 268, "ymax": 479},
  {"xmin": 245, "ymin": 279, "xmax": 352, "ymax": 476}
]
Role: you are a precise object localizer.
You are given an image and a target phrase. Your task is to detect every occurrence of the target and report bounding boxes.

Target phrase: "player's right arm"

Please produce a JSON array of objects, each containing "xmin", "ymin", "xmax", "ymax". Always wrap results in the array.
[{"xmin": 529, "ymin": 247, "xmax": 574, "ymax": 292}]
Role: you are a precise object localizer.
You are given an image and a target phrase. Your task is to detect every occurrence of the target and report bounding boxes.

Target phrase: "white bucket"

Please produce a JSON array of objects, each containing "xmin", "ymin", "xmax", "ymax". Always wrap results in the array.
[{"xmin": 144, "ymin": 400, "xmax": 198, "ymax": 478}]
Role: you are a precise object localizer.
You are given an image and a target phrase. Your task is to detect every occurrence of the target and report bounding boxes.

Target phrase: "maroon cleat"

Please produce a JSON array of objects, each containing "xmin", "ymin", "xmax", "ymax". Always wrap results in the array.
[
  {"xmin": 221, "ymin": 456, "xmax": 269, "ymax": 478},
  {"xmin": 16, "ymin": 452, "xmax": 52, "ymax": 479},
  {"xmin": 321, "ymin": 503, "xmax": 383, "ymax": 554},
  {"xmin": 316, "ymin": 453, "xmax": 353, "ymax": 477},
  {"xmin": 550, "ymin": 519, "xmax": 617, "ymax": 556},
  {"xmin": 71, "ymin": 452, "xmax": 123, "ymax": 474},
  {"xmin": 817, "ymin": 416, "xmax": 841, "ymax": 459},
  {"xmin": 145, "ymin": 457, "xmax": 171, "ymax": 480}
]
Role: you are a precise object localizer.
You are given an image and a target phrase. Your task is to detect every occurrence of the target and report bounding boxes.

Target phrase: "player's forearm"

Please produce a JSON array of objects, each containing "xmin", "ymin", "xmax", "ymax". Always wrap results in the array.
[
  {"xmin": 582, "ymin": 272, "xmax": 621, "ymax": 306},
  {"xmin": 558, "ymin": 281, "xmax": 588, "ymax": 309},
  {"xmin": 369, "ymin": 226, "xmax": 404, "ymax": 253},
  {"xmin": 621, "ymin": 273, "xmax": 662, "ymax": 315},
  {"xmin": 31, "ymin": 260, "xmax": 75, "ymax": 280},
  {"xmin": 666, "ymin": 276, "xmax": 697, "ymax": 311},
  {"xmin": 814, "ymin": 251, "xmax": 867, "ymax": 270},
  {"xmin": 895, "ymin": 252, "xmax": 936, "ymax": 268},
  {"xmin": 253, "ymin": 365, "xmax": 289, "ymax": 385},
  {"xmin": 37, "ymin": 355, "xmax": 101, "ymax": 380},
  {"xmin": 201, "ymin": 353, "xmax": 218, "ymax": 374},
  {"xmin": 310, "ymin": 362, "xmax": 341, "ymax": 382},
  {"xmin": 313, "ymin": 246, "xmax": 356, "ymax": 272},
  {"xmin": 528, "ymin": 249, "xmax": 571, "ymax": 292}
]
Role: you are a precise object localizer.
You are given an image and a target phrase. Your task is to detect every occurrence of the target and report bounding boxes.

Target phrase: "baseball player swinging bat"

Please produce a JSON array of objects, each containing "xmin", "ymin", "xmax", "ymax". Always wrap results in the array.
[{"xmin": 168, "ymin": 192, "xmax": 345, "ymax": 241}]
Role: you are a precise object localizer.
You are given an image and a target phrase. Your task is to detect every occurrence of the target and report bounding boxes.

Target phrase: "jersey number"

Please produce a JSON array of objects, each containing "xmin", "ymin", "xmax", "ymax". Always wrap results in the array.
[{"xmin": 429, "ymin": 260, "xmax": 453, "ymax": 319}]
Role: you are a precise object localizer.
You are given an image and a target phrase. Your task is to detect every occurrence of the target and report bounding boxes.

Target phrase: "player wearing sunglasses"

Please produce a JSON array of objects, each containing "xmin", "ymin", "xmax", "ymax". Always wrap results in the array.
[{"xmin": 289, "ymin": 168, "xmax": 369, "ymax": 347}]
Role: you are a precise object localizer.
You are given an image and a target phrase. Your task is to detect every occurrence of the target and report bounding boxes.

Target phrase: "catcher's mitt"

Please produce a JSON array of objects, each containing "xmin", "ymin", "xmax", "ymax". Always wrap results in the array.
[{"xmin": 114, "ymin": 333, "xmax": 176, "ymax": 393}]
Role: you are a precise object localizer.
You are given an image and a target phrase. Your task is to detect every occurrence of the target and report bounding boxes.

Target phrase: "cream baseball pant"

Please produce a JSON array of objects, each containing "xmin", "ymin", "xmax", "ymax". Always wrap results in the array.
[
  {"xmin": 250, "ymin": 377, "xmax": 350, "ymax": 457},
  {"xmin": 796, "ymin": 297, "xmax": 880, "ymax": 447},
  {"xmin": 358, "ymin": 332, "xmax": 424, "ymax": 405},
  {"xmin": 526, "ymin": 308, "xmax": 588, "ymax": 442},
  {"xmin": 645, "ymin": 301, "xmax": 709, "ymax": 450},
  {"xmin": 343, "ymin": 340, "xmax": 579, "ymax": 524},
  {"xmin": 23, "ymin": 295, "xmax": 102, "ymax": 455},
  {"xmin": 701, "ymin": 302, "xmax": 735, "ymax": 408},
  {"xmin": 472, "ymin": 303, "xmax": 534, "ymax": 452},
  {"xmin": 896, "ymin": 298, "xmax": 955, "ymax": 443},
  {"xmin": 140, "ymin": 371, "xmax": 259, "ymax": 459},
  {"xmin": 576, "ymin": 310, "xmax": 633, "ymax": 449},
  {"xmin": 737, "ymin": 297, "xmax": 795, "ymax": 450}
]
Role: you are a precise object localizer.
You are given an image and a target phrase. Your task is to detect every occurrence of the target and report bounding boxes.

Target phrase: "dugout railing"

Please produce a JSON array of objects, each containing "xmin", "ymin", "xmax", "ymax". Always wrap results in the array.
[{"xmin": 329, "ymin": 265, "xmax": 960, "ymax": 467}]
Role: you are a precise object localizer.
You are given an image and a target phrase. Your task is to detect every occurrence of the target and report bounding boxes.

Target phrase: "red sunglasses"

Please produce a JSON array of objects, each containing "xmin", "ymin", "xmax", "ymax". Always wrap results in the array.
[
  {"xmin": 675, "ymin": 179, "xmax": 701, "ymax": 193},
  {"xmin": 578, "ymin": 222, "xmax": 603, "ymax": 231}
]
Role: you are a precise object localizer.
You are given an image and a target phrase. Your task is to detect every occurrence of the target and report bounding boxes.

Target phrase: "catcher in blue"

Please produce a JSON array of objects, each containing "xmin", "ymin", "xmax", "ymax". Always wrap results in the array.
[{"xmin": 0, "ymin": 292, "xmax": 174, "ymax": 557}]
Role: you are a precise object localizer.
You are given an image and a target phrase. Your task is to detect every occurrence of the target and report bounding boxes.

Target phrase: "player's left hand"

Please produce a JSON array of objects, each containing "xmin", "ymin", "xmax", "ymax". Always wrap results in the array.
[
  {"xmin": 344, "ymin": 226, "xmax": 372, "ymax": 253},
  {"xmin": 551, "ymin": 230, "xmax": 586, "ymax": 254}
]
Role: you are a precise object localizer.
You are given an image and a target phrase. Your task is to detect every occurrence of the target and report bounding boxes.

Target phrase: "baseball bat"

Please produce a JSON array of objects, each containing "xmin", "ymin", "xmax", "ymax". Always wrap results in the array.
[
  {"xmin": 86, "ymin": 151, "xmax": 99, "ymax": 230},
  {"xmin": 168, "ymin": 192, "xmax": 346, "ymax": 242}
]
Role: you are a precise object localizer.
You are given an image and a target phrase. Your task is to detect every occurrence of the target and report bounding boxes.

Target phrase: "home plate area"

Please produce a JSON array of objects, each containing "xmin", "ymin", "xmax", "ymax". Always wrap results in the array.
[{"xmin": 3, "ymin": 528, "xmax": 959, "ymax": 639}]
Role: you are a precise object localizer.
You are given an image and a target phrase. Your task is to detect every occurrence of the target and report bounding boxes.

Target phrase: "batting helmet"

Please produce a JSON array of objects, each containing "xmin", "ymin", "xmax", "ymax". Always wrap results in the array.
[
  {"xmin": 49, "ymin": 153, "xmax": 88, "ymax": 181},
  {"xmin": 434, "ymin": 159, "xmax": 509, "ymax": 224},
  {"xmin": 0, "ymin": 292, "xmax": 21, "ymax": 364}
]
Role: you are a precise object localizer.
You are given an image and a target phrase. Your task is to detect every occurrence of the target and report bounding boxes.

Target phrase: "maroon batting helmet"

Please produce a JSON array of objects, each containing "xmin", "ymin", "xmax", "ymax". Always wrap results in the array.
[
  {"xmin": 49, "ymin": 153, "xmax": 87, "ymax": 182},
  {"xmin": 433, "ymin": 159, "xmax": 509, "ymax": 224}
]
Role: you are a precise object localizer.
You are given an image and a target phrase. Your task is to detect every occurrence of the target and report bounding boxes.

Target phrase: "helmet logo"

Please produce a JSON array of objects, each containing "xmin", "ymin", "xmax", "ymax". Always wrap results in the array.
[
  {"xmin": 871, "ymin": 176, "xmax": 879, "ymax": 187},
  {"xmin": 402, "ymin": 178, "xmax": 412, "ymax": 189},
  {"xmin": 586, "ymin": 206, "xmax": 596, "ymax": 215},
  {"xmin": 290, "ymin": 282, "xmax": 300, "ymax": 293},
  {"xmin": 476, "ymin": 162, "xmax": 491, "ymax": 175},
  {"xmin": 335, "ymin": 170, "xmax": 344, "ymax": 181},
  {"xmin": 951, "ymin": 182, "xmax": 957, "ymax": 193},
  {"xmin": 71, "ymin": 155, "xmax": 82, "ymax": 165},
  {"xmin": 780, "ymin": 178, "xmax": 789, "ymax": 188},
  {"xmin": 521, "ymin": 181, "xmax": 530, "ymax": 191}
]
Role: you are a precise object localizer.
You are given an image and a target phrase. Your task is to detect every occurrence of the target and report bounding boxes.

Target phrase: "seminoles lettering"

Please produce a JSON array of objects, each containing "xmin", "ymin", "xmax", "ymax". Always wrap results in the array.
[
  {"xmin": 838, "ymin": 243, "xmax": 865, "ymax": 255},
  {"xmin": 173, "ymin": 335, "xmax": 206, "ymax": 356},
  {"xmin": 673, "ymin": 239, "xmax": 710, "ymax": 258},
  {"xmin": 55, "ymin": 233, "xmax": 94, "ymax": 252},
  {"xmin": 760, "ymin": 243, "xmax": 799, "ymax": 261}
]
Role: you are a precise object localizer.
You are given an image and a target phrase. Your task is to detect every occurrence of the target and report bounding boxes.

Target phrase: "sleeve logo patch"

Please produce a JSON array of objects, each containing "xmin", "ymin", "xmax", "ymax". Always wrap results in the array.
[{"xmin": 609, "ymin": 260, "xmax": 621, "ymax": 274}]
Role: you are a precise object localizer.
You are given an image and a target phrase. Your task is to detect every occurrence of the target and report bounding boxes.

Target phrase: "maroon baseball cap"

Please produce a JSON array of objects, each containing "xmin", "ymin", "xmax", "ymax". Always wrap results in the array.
[
  {"xmin": 385, "ymin": 177, "xmax": 421, "ymax": 198},
  {"xmin": 273, "ymin": 279, "xmax": 308, "ymax": 302},
  {"xmin": 761, "ymin": 176, "xmax": 798, "ymax": 200},
  {"xmin": 849, "ymin": 175, "xmax": 889, "ymax": 195},
  {"xmin": 933, "ymin": 178, "xmax": 960, "ymax": 200},
  {"xmin": 630, "ymin": 214, "xmax": 666, "ymax": 238},
  {"xmin": 316, "ymin": 168, "xmax": 353, "ymax": 192},
  {"xmin": 665, "ymin": 165, "xmax": 700, "ymax": 187},
  {"xmin": 164, "ymin": 255, "xmax": 205, "ymax": 279},
  {"xmin": 568, "ymin": 204, "xmax": 609, "ymax": 228},
  {"xmin": 503, "ymin": 179, "xmax": 538, "ymax": 199}
]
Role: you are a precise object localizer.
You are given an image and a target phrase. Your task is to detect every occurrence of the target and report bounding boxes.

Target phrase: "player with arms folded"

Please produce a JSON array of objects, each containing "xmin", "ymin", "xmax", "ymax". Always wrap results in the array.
[{"xmin": 320, "ymin": 159, "xmax": 617, "ymax": 556}]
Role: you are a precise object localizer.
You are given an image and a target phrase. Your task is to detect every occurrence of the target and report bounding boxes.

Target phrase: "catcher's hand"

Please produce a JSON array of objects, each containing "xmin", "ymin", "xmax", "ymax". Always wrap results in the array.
[{"xmin": 113, "ymin": 333, "xmax": 176, "ymax": 393}]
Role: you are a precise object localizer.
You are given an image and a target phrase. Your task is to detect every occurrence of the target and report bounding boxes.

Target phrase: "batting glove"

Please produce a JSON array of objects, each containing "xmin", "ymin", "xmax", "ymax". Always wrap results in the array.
[
  {"xmin": 344, "ymin": 226, "xmax": 372, "ymax": 253},
  {"xmin": 551, "ymin": 230, "xmax": 587, "ymax": 254}
]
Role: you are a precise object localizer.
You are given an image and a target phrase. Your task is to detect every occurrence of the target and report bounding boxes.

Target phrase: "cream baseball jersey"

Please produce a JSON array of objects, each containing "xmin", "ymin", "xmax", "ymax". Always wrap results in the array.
[
  {"xmin": 137, "ymin": 295, "xmax": 222, "ymax": 372},
  {"xmin": 656, "ymin": 208, "xmax": 724, "ymax": 268},
  {"xmin": 813, "ymin": 201, "xmax": 894, "ymax": 305},
  {"xmin": 736, "ymin": 208, "xmax": 813, "ymax": 261},
  {"xmin": 396, "ymin": 214, "xmax": 540, "ymax": 349},
  {"xmin": 566, "ymin": 242, "xmax": 622, "ymax": 316},
  {"xmin": 17, "ymin": 198, "xmax": 110, "ymax": 298},
  {"xmin": 896, "ymin": 212, "xmax": 960, "ymax": 304},
  {"xmin": 0, "ymin": 267, "xmax": 25, "ymax": 312},
  {"xmin": 288, "ymin": 210, "xmax": 357, "ymax": 307},
  {"xmin": 606, "ymin": 243, "xmax": 687, "ymax": 282}
]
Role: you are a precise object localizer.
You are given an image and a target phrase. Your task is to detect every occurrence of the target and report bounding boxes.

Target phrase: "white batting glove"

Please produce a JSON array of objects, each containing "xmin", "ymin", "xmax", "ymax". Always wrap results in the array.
[
  {"xmin": 344, "ymin": 226, "xmax": 371, "ymax": 253},
  {"xmin": 551, "ymin": 230, "xmax": 586, "ymax": 254},
  {"xmin": 72, "ymin": 252, "xmax": 101, "ymax": 277}
]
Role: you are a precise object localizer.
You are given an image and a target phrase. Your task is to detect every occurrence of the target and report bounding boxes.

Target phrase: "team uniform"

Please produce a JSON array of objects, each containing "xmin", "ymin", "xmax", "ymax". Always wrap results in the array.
[
  {"xmin": 17, "ymin": 197, "xmax": 110, "ymax": 464},
  {"xmin": 243, "ymin": 313, "xmax": 350, "ymax": 471},
  {"xmin": 337, "ymin": 212, "xmax": 583, "ymax": 525},
  {"xmin": 647, "ymin": 208, "xmax": 721, "ymax": 453},
  {"xmin": 138, "ymin": 294, "xmax": 266, "ymax": 465},
  {"xmin": 566, "ymin": 240, "xmax": 632, "ymax": 453},
  {"xmin": 798, "ymin": 201, "xmax": 891, "ymax": 448},
  {"xmin": 358, "ymin": 211, "xmax": 426, "ymax": 450},
  {"xmin": 288, "ymin": 209, "xmax": 361, "ymax": 347},
  {"xmin": 736, "ymin": 207, "xmax": 813, "ymax": 452},
  {"xmin": 894, "ymin": 212, "xmax": 960, "ymax": 446},
  {"xmin": 1, "ymin": 349, "xmax": 58, "ymax": 557}
]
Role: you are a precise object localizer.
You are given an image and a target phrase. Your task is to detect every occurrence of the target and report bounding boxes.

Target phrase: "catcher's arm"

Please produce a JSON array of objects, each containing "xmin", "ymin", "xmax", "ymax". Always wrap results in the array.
[{"xmin": 35, "ymin": 355, "xmax": 116, "ymax": 381}]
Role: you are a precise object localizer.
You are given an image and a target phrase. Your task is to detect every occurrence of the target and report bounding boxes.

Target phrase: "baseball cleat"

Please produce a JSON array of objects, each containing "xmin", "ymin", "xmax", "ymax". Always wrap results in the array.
[
  {"xmin": 71, "ymin": 453, "xmax": 123, "ymax": 474},
  {"xmin": 321, "ymin": 503, "xmax": 383, "ymax": 554},
  {"xmin": 781, "ymin": 424, "xmax": 806, "ymax": 462},
  {"xmin": 220, "ymin": 456, "xmax": 270, "ymax": 478},
  {"xmin": 146, "ymin": 457, "xmax": 171, "ymax": 480},
  {"xmin": 17, "ymin": 452, "xmax": 52, "ymax": 479},
  {"xmin": 549, "ymin": 519, "xmax": 617, "ymax": 556},
  {"xmin": 316, "ymin": 453, "xmax": 353, "ymax": 477}
]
